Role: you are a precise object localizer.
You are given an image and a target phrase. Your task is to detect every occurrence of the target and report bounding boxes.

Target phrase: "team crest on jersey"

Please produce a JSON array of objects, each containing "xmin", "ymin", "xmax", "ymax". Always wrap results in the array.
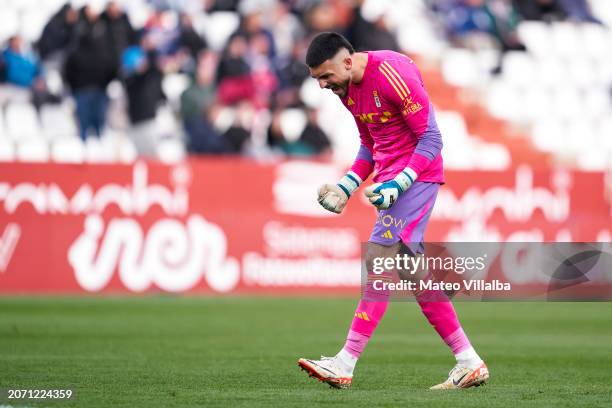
[
  {"xmin": 347, "ymin": 97, "xmax": 355, "ymax": 106},
  {"xmin": 373, "ymin": 91, "xmax": 382, "ymax": 108}
]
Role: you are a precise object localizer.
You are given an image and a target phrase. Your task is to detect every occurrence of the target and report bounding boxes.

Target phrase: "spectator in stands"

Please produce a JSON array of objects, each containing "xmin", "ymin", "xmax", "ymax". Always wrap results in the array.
[
  {"xmin": 440, "ymin": 0, "xmax": 500, "ymax": 48},
  {"xmin": 63, "ymin": 4, "xmax": 117, "ymax": 140},
  {"xmin": 513, "ymin": 0, "xmax": 566, "ymax": 22},
  {"xmin": 216, "ymin": 33, "xmax": 254, "ymax": 105},
  {"xmin": 181, "ymin": 51, "xmax": 230, "ymax": 153},
  {"xmin": 347, "ymin": 2, "xmax": 400, "ymax": 52},
  {"xmin": 221, "ymin": 101, "xmax": 255, "ymax": 153},
  {"xmin": 235, "ymin": 5, "xmax": 276, "ymax": 54},
  {"xmin": 266, "ymin": 107, "xmax": 331, "ymax": 156},
  {"xmin": 270, "ymin": 1, "xmax": 304, "ymax": 61},
  {"xmin": 247, "ymin": 32, "xmax": 280, "ymax": 109},
  {"xmin": 0, "ymin": 36, "xmax": 52, "ymax": 109},
  {"xmin": 299, "ymin": 107, "xmax": 331, "ymax": 155},
  {"xmin": 206, "ymin": 0, "xmax": 240, "ymax": 12},
  {"xmin": 37, "ymin": 3, "xmax": 79, "ymax": 65},
  {"xmin": 1, "ymin": 36, "xmax": 41, "ymax": 89},
  {"xmin": 558, "ymin": 0, "xmax": 601, "ymax": 23},
  {"xmin": 143, "ymin": 6, "xmax": 181, "ymax": 57},
  {"xmin": 431, "ymin": 0, "xmax": 524, "ymax": 74},
  {"xmin": 276, "ymin": 39, "xmax": 310, "ymax": 108},
  {"xmin": 0, "ymin": 56, "xmax": 5, "ymax": 83},
  {"xmin": 103, "ymin": 1, "xmax": 137, "ymax": 64},
  {"xmin": 122, "ymin": 34, "xmax": 166, "ymax": 157},
  {"xmin": 175, "ymin": 12, "xmax": 208, "ymax": 74},
  {"xmin": 178, "ymin": 12, "xmax": 208, "ymax": 60},
  {"xmin": 304, "ymin": 1, "xmax": 342, "ymax": 34}
]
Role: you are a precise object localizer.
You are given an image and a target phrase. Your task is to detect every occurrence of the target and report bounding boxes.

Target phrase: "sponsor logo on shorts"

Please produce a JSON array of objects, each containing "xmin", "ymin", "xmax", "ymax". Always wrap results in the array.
[
  {"xmin": 376, "ymin": 214, "xmax": 407, "ymax": 229},
  {"xmin": 381, "ymin": 230, "xmax": 394, "ymax": 239}
]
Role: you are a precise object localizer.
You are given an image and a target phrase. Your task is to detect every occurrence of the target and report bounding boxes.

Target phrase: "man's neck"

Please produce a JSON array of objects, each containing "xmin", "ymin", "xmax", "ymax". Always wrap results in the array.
[{"xmin": 350, "ymin": 52, "xmax": 369, "ymax": 85}]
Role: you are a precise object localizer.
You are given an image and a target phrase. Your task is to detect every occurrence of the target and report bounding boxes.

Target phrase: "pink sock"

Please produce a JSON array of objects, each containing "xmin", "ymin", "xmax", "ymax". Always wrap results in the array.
[
  {"xmin": 342, "ymin": 273, "xmax": 391, "ymax": 358},
  {"xmin": 415, "ymin": 289, "xmax": 472, "ymax": 354}
]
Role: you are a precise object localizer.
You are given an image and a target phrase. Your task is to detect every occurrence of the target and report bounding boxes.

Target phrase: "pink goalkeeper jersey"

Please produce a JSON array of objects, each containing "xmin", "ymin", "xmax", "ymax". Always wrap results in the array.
[{"xmin": 341, "ymin": 50, "xmax": 444, "ymax": 184}]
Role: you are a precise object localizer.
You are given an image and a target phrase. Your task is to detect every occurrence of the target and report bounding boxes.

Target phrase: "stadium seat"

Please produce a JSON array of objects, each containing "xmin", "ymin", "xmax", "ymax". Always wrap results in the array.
[
  {"xmin": 44, "ymin": 68, "xmax": 65, "ymax": 96},
  {"xmin": 517, "ymin": 21, "xmax": 551, "ymax": 57},
  {"xmin": 477, "ymin": 142, "xmax": 511, "ymax": 170},
  {"xmin": 584, "ymin": 87, "xmax": 610, "ymax": 119},
  {"xmin": 474, "ymin": 49, "xmax": 501, "ymax": 77},
  {"xmin": 157, "ymin": 138, "xmax": 185, "ymax": 164},
  {"xmin": 551, "ymin": 87, "xmax": 583, "ymax": 120},
  {"xmin": 0, "ymin": 138, "xmax": 15, "ymax": 161},
  {"xmin": 11, "ymin": 0, "xmax": 38, "ymax": 12},
  {"xmin": 0, "ymin": 108, "xmax": 5, "ymax": 138},
  {"xmin": 123, "ymin": 0, "xmax": 153, "ymax": 29},
  {"xmin": 279, "ymin": 109, "xmax": 307, "ymax": 142},
  {"xmin": 436, "ymin": 111, "xmax": 469, "ymax": 142},
  {"xmin": 441, "ymin": 49, "xmax": 479, "ymax": 88},
  {"xmin": 522, "ymin": 88, "xmax": 552, "ymax": 122},
  {"xmin": 162, "ymin": 74, "xmax": 190, "ymax": 108},
  {"xmin": 595, "ymin": 58, "xmax": 612, "ymax": 86},
  {"xmin": 15, "ymin": 138, "xmax": 50, "ymax": 162},
  {"xmin": 397, "ymin": 21, "xmax": 445, "ymax": 59},
  {"xmin": 118, "ymin": 137, "xmax": 138, "ymax": 164},
  {"xmin": 211, "ymin": 106, "xmax": 237, "ymax": 134},
  {"xmin": 196, "ymin": 12, "xmax": 240, "ymax": 51},
  {"xmin": 580, "ymin": 23, "xmax": 610, "ymax": 60},
  {"xmin": 40, "ymin": 103, "xmax": 79, "ymax": 140},
  {"xmin": 85, "ymin": 136, "xmax": 114, "ymax": 163},
  {"xmin": 567, "ymin": 58, "xmax": 597, "ymax": 88},
  {"xmin": 5, "ymin": 102, "xmax": 41, "ymax": 140},
  {"xmin": 299, "ymin": 78, "xmax": 324, "ymax": 109},
  {"xmin": 576, "ymin": 149, "xmax": 609, "ymax": 171},
  {"xmin": 50, "ymin": 138, "xmax": 85, "ymax": 163},
  {"xmin": 0, "ymin": 9, "xmax": 19, "ymax": 41},
  {"xmin": 19, "ymin": 10, "xmax": 48, "ymax": 42},
  {"xmin": 550, "ymin": 22, "xmax": 581, "ymax": 58},
  {"xmin": 532, "ymin": 119, "xmax": 564, "ymax": 153},
  {"xmin": 502, "ymin": 52, "xmax": 536, "ymax": 87},
  {"xmin": 536, "ymin": 58, "xmax": 567, "ymax": 88},
  {"xmin": 444, "ymin": 137, "xmax": 477, "ymax": 170},
  {"xmin": 155, "ymin": 105, "xmax": 180, "ymax": 136},
  {"xmin": 597, "ymin": 116, "xmax": 612, "ymax": 151},
  {"xmin": 590, "ymin": 0, "xmax": 612, "ymax": 27},
  {"xmin": 485, "ymin": 81, "xmax": 520, "ymax": 121}
]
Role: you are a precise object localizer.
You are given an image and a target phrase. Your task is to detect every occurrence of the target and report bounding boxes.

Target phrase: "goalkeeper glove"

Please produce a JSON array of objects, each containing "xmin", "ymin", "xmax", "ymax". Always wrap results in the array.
[
  {"xmin": 364, "ymin": 168, "xmax": 417, "ymax": 210},
  {"xmin": 317, "ymin": 171, "xmax": 362, "ymax": 214}
]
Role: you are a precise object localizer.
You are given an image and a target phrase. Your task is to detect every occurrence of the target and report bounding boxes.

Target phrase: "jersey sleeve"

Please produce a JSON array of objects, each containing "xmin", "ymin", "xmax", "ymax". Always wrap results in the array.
[
  {"xmin": 377, "ymin": 58, "xmax": 442, "ymax": 176},
  {"xmin": 349, "ymin": 117, "xmax": 375, "ymax": 182}
]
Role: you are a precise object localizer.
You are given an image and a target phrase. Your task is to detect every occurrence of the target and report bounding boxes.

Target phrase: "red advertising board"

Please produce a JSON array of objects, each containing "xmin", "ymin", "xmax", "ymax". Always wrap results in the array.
[{"xmin": 0, "ymin": 158, "xmax": 610, "ymax": 294}]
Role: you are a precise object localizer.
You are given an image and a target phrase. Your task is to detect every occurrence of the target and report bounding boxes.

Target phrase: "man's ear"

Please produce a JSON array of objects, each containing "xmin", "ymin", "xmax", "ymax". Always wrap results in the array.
[{"xmin": 344, "ymin": 56, "xmax": 353, "ymax": 70}]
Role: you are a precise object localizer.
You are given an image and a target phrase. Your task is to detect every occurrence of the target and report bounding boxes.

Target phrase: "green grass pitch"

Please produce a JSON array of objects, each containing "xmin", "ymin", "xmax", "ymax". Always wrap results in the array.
[{"xmin": 1, "ymin": 297, "xmax": 611, "ymax": 407}]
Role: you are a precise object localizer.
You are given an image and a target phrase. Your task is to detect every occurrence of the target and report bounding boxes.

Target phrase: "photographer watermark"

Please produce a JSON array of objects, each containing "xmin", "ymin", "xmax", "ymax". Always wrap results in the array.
[{"xmin": 361, "ymin": 242, "xmax": 612, "ymax": 301}]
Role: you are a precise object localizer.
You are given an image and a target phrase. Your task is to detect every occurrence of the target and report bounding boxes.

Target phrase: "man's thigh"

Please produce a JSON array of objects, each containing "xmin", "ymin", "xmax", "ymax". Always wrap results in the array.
[{"xmin": 368, "ymin": 181, "xmax": 440, "ymax": 254}]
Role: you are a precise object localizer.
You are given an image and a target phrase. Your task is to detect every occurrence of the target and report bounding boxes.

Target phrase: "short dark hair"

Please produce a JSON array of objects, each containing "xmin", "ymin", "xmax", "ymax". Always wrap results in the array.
[{"xmin": 305, "ymin": 32, "xmax": 355, "ymax": 68}]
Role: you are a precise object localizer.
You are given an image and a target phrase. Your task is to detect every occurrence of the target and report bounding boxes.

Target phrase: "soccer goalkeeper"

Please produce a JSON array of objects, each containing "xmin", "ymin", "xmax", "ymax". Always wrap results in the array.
[{"xmin": 298, "ymin": 32, "xmax": 489, "ymax": 390}]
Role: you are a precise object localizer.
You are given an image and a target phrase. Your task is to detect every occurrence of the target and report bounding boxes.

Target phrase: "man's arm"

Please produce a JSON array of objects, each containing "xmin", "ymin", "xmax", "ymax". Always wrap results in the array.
[
  {"xmin": 379, "ymin": 58, "xmax": 442, "ymax": 179},
  {"xmin": 364, "ymin": 58, "xmax": 442, "ymax": 210},
  {"xmin": 318, "ymin": 118, "xmax": 375, "ymax": 214},
  {"xmin": 348, "ymin": 119, "xmax": 375, "ymax": 181}
]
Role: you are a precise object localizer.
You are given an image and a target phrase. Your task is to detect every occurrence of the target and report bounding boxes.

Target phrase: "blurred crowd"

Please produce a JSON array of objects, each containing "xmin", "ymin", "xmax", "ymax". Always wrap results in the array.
[
  {"xmin": 0, "ymin": 0, "xmax": 606, "ymax": 159},
  {"xmin": 428, "ymin": 0, "xmax": 602, "ymax": 72}
]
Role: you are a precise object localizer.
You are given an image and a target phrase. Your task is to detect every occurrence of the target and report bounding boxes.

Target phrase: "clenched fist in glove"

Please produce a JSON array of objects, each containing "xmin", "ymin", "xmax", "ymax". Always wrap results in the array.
[
  {"xmin": 317, "ymin": 171, "xmax": 362, "ymax": 214},
  {"xmin": 364, "ymin": 168, "xmax": 417, "ymax": 210}
]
